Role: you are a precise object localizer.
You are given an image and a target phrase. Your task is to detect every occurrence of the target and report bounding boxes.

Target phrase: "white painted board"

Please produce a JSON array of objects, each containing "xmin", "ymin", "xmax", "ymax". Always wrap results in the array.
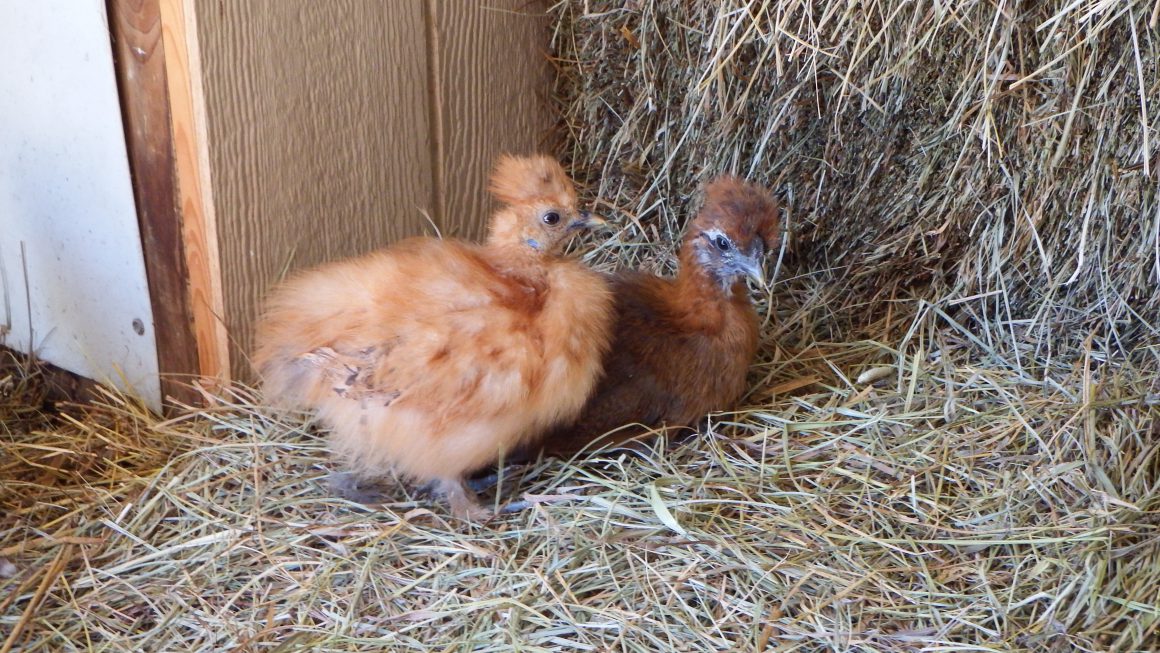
[{"xmin": 0, "ymin": 0, "xmax": 161, "ymax": 411}]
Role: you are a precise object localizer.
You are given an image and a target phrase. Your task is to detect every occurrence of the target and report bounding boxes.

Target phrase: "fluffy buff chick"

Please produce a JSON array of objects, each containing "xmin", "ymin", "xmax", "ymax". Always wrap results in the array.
[
  {"xmin": 532, "ymin": 176, "xmax": 780, "ymax": 458},
  {"xmin": 253, "ymin": 155, "xmax": 614, "ymax": 520}
]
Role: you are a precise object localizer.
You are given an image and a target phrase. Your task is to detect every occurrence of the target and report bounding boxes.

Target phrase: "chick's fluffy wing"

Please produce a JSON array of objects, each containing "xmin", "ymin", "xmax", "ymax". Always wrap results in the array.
[{"xmin": 277, "ymin": 240, "xmax": 540, "ymax": 419}]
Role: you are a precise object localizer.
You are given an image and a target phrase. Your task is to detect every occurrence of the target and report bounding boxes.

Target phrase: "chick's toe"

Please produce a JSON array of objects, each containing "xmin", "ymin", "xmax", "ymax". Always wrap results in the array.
[{"xmin": 437, "ymin": 478, "xmax": 492, "ymax": 522}]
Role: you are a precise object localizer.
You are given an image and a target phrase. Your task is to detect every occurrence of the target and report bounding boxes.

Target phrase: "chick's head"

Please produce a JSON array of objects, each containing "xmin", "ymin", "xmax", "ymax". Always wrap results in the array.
[
  {"xmin": 686, "ymin": 176, "xmax": 781, "ymax": 291},
  {"xmin": 486, "ymin": 154, "xmax": 603, "ymax": 255}
]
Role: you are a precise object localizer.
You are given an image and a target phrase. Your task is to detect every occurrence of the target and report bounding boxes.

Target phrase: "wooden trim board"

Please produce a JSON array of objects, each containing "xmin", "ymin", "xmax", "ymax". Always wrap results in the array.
[
  {"xmin": 157, "ymin": 0, "xmax": 228, "ymax": 387},
  {"xmin": 106, "ymin": 0, "xmax": 227, "ymax": 407}
]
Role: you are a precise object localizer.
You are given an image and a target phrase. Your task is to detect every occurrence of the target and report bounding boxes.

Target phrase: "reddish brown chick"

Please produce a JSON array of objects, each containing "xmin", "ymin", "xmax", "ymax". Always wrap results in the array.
[
  {"xmin": 252, "ymin": 154, "xmax": 614, "ymax": 520},
  {"xmin": 532, "ymin": 176, "xmax": 780, "ymax": 458}
]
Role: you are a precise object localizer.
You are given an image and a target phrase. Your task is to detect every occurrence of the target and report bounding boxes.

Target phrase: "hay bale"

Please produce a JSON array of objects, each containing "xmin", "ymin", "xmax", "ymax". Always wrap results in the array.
[{"xmin": 552, "ymin": 0, "xmax": 1160, "ymax": 358}]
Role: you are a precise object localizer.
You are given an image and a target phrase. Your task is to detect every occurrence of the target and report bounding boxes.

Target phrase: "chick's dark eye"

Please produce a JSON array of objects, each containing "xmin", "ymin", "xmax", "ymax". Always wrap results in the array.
[
  {"xmin": 542, "ymin": 211, "xmax": 561, "ymax": 226},
  {"xmin": 714, "ymin": 234, "xmax": 732, "ymax": 251}
]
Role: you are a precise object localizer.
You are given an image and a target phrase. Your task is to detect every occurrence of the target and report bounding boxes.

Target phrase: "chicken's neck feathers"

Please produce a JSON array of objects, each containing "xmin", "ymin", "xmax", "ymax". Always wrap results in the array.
[
  {"xmin": 481, "ymin": 241, "xmax": 554, "ymax": 284},
  {"xmin": 669, "ymin": 249, "xmax": 752, "ymax": 333}
]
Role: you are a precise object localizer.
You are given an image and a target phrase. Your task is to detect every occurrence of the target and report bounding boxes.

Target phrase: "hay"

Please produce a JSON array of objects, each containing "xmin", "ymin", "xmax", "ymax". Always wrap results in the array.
[
  {"xmin": 2, "ymin": 0, "xmax": 1159, "ymax": 650},
  {"xmin": 552, "ymin": 0, "xmax": 1160, "ymax": 357},
  {"xmin": 1, "ymin": 334, "xmax": 1157, "ymax": 650}
]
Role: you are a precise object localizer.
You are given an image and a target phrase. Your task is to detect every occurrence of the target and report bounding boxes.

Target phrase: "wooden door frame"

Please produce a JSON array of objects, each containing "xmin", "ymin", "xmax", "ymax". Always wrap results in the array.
[{"xmin": 107, "ymin": 0, "xmax": 228, "ymax": 407}]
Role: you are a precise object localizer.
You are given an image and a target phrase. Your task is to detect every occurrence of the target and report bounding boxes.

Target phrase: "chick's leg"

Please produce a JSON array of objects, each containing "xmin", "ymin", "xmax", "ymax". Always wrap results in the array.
[{"xmin": 436, "ymin": 477, "xmax": 492, "ymax": 522}]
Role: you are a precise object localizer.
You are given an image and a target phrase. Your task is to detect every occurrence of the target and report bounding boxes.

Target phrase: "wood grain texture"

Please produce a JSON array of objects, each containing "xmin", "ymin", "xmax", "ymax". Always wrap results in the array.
[
  {"xmin": 107, "ymin": 0, "xmax": 202, "ymax": 406},
  {"xmin": 194, "ymin": 0, "xmax": 435, "ymax": 380},
  {"xmin": 158, "ymin": 0, "xmax": 229, "ymax": 384},
  {"xmin": 431, "ymin": 0, "xmax": 552, "ymax": 240},
  {"xmin": 194, "ymin": 0, "xmax": 552, "ymax": 381}
]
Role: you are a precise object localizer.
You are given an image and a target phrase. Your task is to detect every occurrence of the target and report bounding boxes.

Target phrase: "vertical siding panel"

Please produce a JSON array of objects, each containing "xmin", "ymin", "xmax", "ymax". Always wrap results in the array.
[
  {"xmin": 194, "ymin": 0, "xmax": 434, "ymax": 379},
  {"xmin": 433, "ymin": 0, "xmax": 553, "ymax": 239}
]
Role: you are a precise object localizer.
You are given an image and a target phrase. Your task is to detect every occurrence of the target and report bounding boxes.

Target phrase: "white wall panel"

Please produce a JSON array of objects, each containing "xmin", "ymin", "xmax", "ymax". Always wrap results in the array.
[{"xmin": 0, "ymin": 0, "xmax": 161, "ymax": 410}]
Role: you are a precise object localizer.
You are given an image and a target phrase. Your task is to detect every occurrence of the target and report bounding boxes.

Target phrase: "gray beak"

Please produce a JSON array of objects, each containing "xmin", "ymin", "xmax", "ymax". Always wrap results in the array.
[{"xmin": 737, "ymin": 255, "xmax": 766, "ymax": 288}]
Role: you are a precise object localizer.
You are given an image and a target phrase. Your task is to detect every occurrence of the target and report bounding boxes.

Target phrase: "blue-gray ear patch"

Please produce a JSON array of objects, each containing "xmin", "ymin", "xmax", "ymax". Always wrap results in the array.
[{"xmin": 526, "ymin": 238, "xmax": 541, "ymax": 250}]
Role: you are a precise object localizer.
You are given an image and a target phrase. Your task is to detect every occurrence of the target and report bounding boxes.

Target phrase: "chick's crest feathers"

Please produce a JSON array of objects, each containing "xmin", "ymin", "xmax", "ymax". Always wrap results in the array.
[
  {"xmin": 699, "ymin": 175, "xmax": 781, "ymax": 248},
  {"xmin": 489, "ymin": 154, "xmax": 577, "ymax": 207}
]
